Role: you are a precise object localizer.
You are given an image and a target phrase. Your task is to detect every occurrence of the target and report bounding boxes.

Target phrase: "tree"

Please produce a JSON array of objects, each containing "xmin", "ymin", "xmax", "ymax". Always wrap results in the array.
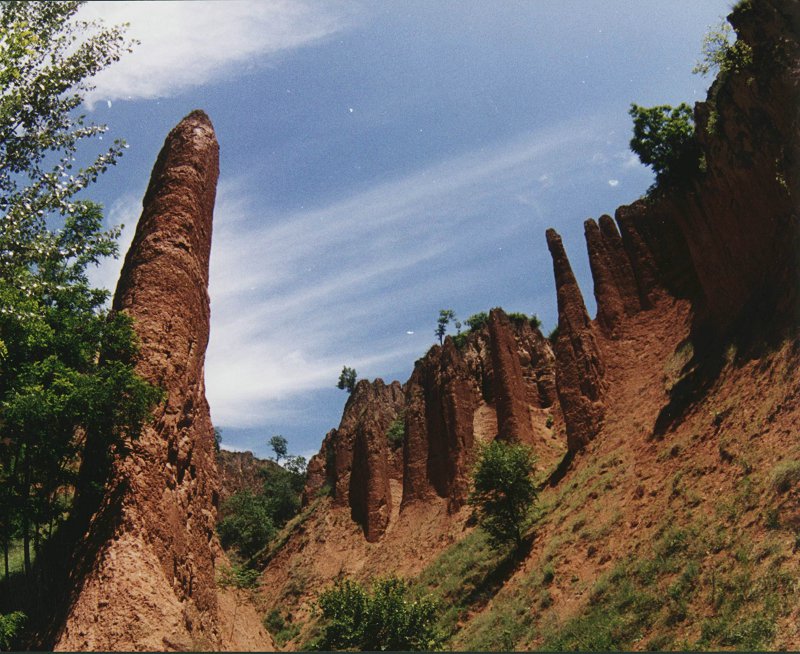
[
  {"xmin": 217, "ymin": 491, "xmax": 276, "ymax": 559},
  {"xmin": 468, "ymin": 440, "xmax": 537, "ymax": 552},
  {"xmin": 435, "ymin": 309, "xmax": 455, "ymax": 345},
  {"xmin": 269, "ymin": 434, "xmax": 288, "ymax": 462},
  {"xmin": 628, "ymin": 103, "xmax": 701, "ymax": 192},
  {"xmin": 261, "ymin": 455, "xmax": 306, "ymax": 527},
  {"xmin": 337, "ymin": 366, "xmax": 357, "ymax": 393},
  {"xmin": 0, "ymin": 2, "xmax": 160, "ymax": 590},
  {"xmin": 315, "ymin": 576, "xmax": 442, "ymax": 651},
  {"xmin": 213, "ymin": 426, "xmax": 223, "ymax": 452}
]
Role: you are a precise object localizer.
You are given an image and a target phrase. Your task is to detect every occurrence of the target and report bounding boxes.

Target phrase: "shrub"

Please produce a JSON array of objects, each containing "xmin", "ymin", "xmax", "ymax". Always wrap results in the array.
[
  {"xmin": 315, "ymin": 576, "xmax": 442, "ymax": 651},
  {"xmin": 386, "ymin": 414, "xmax": 405, "ymax": 448},
  {"xmin": 508, "ymin": 312, "xmax": 542, "ymax": 329},
  {"xmin": 465, "ymin": 312, "xmax": 489, "ymax": 332},
  {"xmin": 547, "ymin": 325, "xmax": 559, "ymax": 343},
  {"xmin": 693, "ymin": 20, "xmax": 753, "ymax": 78},
  {"xmin": 770, "ymin": 460, "xmax": 800, "ymax": 494},
  {"xmin": 0, "ymin": 612, "xmax": 25, "ymax": 651},
  {"xmin": 452, "ymin": 332, "xmax": 469, "ymax": 349},
  {"xmin": 469, "ymin": 440, "xmax": 537, "ymax": 551}
]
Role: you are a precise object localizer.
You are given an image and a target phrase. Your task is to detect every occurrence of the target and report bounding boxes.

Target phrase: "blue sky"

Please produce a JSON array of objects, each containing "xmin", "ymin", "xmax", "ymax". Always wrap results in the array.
[{"xmin": 82, "ymin": 0, "xmax": 734, "ymax": 460}]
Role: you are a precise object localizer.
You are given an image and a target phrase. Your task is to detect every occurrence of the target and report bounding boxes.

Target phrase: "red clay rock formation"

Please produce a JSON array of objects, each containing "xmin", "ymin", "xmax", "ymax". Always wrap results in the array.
[
  {"xmin": 402, "ymin": 338, "xmax": 482, "ymax": 510},
  {"xmin": 546, "ymin": 228, "xmax": 606, "ymax": 454},
  {"xmin": 488, "ymin": 309, "xmax": 536, "ymax": 443},
  {"xmin": 54, "ymin": 111, "xmax": 269, "ymax": 651},
  {"xmin": 597, "ymin": 215, "xmax": 641, "ymax": 316},
  {"xmin": 585, "ymin": 218, "xmax": 627, "ymax": 334},
  {"xmin": 609, "ymin": 1, "xmax": 799, "ymax": 335},
  {"xmin": 327, "ymin": 380, "xmax": 404, "ymax": 541},
  {"xmin": 302, "ymin": 430, "xmax": 334, "ymax": 506},
  {"xmin": 306, "ymin": 316, "xmax": 561, "ymax": 534}
]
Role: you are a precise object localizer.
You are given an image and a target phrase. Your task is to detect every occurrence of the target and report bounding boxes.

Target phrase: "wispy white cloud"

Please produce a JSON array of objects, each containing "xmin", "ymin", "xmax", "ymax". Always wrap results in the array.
[
  {"xmin": 204, "ymin": 116, "xmax": 612, "ymax": 427},
  {"xmin": 90, "ymin": 116, "xmax": 617, "ymax": 429},
  {"xmin": 79, "ymin": 1, "xmax": 357, "ymax": 106},
  {"xmin": 86, "ymin": 194, "xmax": 140, "ymax": 294}
]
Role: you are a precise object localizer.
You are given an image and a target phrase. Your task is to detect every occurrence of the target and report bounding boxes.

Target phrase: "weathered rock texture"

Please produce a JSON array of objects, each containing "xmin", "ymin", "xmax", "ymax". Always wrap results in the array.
[
  {"xmin": 488, "ymin": 309, "xmax": 536, "ymax": 444},
  {"xmin": 217, "ymin": 449, "xmax": 280, "ymax": 505},
  {"xmin": 305, "ymin": 310, "xmax": 561, "ymax": 538},
  {"xmin": 320, "ymin": 380, "xmax": 405, "ymax": 541},
  {"xmin": 546, "ymin": 229, "xmax": 607, "ymax": 455},
  {"xmin": 53, "ymin": 111, "xmax": 269, "ymax": 651}
]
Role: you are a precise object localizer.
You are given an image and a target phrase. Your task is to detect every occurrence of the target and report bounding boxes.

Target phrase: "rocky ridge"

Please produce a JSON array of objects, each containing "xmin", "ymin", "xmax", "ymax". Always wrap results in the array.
[{"xmin": 304, "ymin": 309, "xmax": 562, "ymax": 541}]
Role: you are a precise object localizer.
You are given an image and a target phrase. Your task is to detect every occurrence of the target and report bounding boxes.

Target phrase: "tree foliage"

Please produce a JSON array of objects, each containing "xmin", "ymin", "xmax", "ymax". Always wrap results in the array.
[
  {"xmin": 628, "ymin": 103, "xmax": 701, "ymax": 192},
  {"xmin": 217, "ymin": 449, "xmax": 307, "ymax": 560},
  {"xmin": 218, "ymin": 491, "xmax": 276, "ymax": 560},
  {"xmin": 337, "ymin": 366, "xmax": 357, "ymax": 393},
  {"xmin": 315, "ymin": 576, "xmax": 442, "ymax": 651},
  {"xmin": 0, "ymin": 1, "xmax": 160, "ymax": 592},
  {"xmin": 435, "ymin": 309, "xmax": 455, "ymax": 345},
  {"xmin": 0, "ymin": 611, "xmax": 26, "ymax": 651},
  {"xmin": 693, "ymin": 20, "xmax": 752, "ymax": 78},
  {"xmin": 468, "ymin": 440, "xmax": 537, "ymax": 551},
  {"xmin": 269, "ymin": 434, "xmax": 288, "ymax": 462},
  {"xmin": 465, "ymin": 311, "xmax": 488, "ymax": 332}
]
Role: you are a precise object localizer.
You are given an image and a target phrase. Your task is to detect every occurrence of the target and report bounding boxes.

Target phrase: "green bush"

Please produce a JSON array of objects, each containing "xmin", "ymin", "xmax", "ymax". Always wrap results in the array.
[
  {"xmin": 469, "ymin": 440, "xmax": 537, "ymax": 551},
  {"xmin": 315, "ymin": 576, "xmax": 443, "ymax": 651},
  {"xmin": 0, "ymin": 612, "xmax": 25, "ymax": 650},
  {"xmin": 508, "ymin": 312, "xmax": 542, "ymax": 329},
  {"xmin": 386, "ymin": 414, "xmax": 405, "ymax": 448},
  {"xmin": 465, "ymin": 312, "xmax": 489, "ymax": 332}
]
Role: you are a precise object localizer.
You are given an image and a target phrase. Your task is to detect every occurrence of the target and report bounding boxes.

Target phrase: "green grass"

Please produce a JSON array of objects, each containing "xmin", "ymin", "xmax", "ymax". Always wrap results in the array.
[
  {"xmin": 411, "ymin": 528, "xmax": 518, "ymax": 641},
  {"xmin": 263, "ymin": 607, "xmax": 301, "ymax": 647}
]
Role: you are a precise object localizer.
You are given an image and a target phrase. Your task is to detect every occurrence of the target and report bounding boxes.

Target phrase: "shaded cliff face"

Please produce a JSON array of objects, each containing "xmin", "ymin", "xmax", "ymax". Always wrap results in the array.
[
  {"xmin": 54, "ymin": 112, "xmax": 270, "ymax": 651},
  {"xmin": 543, "ymin": 0, "xmax": 800, "ymax": 454},
  {"xmin": 305, "ymin": 310, "xmax": 562, "ymax": 539}
]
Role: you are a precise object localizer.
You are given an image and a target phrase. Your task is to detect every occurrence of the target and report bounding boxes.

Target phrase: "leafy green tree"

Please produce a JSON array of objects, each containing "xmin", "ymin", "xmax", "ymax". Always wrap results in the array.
[
  {"xmin": 628, "ymin": 103, "xmax": 701, "ymax": 192},
  {"xmin": 0, "ymin": 2, "xmax": 161, "ymax": 589},
  {"xmin": 315, "ymin": 576, "xmax": 442, "ymax": 651},
  {"xmin": 435, "ymin": 309, "xmax": 456, "ymax": 344},
  {"xmin": 217, "ymin": 491, "xmax": 276, "ymax": 559},
  {"xmin": 213, "ymin": 427, "xmax": 223, "ymax": 452},
  {"xmin": 468, "ymin": 440, "xmax": 537, "ymax": 551},
  {"xmin": 337, "ymin": 366, "xmax": 357, "ymax": 393},
  {"xmin": 261, "ymin": 456, "xmax": 306, "ymax": 527},
  {"xmin": 269, "ymin": 434, "xmax": 288, "ymax": 462}
]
